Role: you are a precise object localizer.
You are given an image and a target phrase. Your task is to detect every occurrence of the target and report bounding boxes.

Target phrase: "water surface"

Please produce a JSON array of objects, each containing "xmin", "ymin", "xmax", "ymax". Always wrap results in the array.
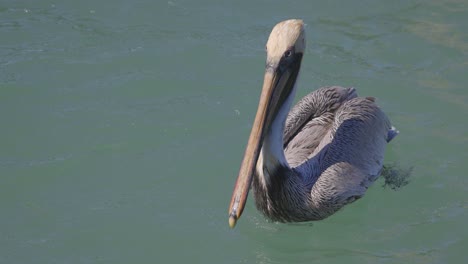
[{"xmin": 1, "ymin": 0, "xmax": 467, "ymax": 263}]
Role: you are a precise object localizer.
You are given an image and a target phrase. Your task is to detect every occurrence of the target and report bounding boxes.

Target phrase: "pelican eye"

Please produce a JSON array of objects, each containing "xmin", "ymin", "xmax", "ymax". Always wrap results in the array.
[{"xmin": 284, "ymin": 48, "xmax": 294, "ymax": 58}]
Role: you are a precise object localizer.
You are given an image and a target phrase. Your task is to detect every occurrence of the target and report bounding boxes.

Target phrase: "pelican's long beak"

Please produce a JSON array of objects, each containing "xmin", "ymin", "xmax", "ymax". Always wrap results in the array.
[{"xmin": 228, "ymin": 54, "xmax": 302, "ymax": 228}]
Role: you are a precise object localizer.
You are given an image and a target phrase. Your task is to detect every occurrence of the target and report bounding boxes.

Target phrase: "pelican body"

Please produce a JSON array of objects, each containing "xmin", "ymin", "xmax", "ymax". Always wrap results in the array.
[{"xmin": 228, "ymin": 19, "xmax": 397, "ymax": 228}]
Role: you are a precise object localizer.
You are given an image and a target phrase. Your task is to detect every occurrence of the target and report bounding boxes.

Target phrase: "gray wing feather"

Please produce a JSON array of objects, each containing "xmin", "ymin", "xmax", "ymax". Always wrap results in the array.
[
  {"xmin": 283, "ymin": 87, "xmax": 395, "ymax": 219},
  {"xmin": 308, "ymin": 97, "xmax": 392, "ymax": 217},
  {"xmin": 284, "ymin": 86, "xmax": 357, "ymax": 167}
]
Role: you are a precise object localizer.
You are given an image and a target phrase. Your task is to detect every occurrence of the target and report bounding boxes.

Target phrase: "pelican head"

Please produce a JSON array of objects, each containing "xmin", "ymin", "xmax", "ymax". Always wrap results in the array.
[
  {"xmin": 265, "ymin": 19, "xmax": 305, "ymax": 68},
  {"xmin": 229, "ymin": 19, "xmax": 306, "ymax": 228}
]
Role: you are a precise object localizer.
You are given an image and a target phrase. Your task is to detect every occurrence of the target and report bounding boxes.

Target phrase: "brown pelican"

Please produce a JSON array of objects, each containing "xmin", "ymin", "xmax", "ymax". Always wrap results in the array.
[{"xmin": 228, "ymin": 19, "xmax": 398, "ymax": 228}]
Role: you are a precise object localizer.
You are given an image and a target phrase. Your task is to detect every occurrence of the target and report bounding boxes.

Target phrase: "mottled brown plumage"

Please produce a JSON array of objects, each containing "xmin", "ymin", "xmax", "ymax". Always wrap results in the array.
[
  {"xmin": 254, "ymin": 86, "xmax": 395, "ymax": 222},
  {"xmin": 228, "ymin": 19, "xmax": 397, "ymax": 227}
]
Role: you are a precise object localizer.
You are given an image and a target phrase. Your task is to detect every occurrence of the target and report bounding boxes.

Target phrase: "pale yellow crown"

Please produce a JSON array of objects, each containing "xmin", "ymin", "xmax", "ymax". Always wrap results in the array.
[{"xmin": 266, "ymin": 19, "xmax": 305, "ymax": 61}]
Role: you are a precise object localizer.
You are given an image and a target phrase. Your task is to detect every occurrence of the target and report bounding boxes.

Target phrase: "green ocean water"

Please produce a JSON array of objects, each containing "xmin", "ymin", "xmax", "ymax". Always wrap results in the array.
[{"xmin": 1, "ymin": 0, "xmax": 467, "ymax": 263}]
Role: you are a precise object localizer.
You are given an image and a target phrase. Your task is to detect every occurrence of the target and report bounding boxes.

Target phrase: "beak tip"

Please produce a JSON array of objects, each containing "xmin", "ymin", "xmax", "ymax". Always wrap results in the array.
[{"xmin": 229, "ymin": 215, "xmax": 237, "ymax": 228}]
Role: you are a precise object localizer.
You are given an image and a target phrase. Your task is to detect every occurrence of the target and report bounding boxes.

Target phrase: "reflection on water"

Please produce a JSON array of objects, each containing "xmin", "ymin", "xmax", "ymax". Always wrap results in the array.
[
  {"xmin": 381, "ymin": 163, "xmax": 412, "ymax": 190},
  {"xmin": 407, "ymin": 20, "xmax": 468, "ymax": 54}
]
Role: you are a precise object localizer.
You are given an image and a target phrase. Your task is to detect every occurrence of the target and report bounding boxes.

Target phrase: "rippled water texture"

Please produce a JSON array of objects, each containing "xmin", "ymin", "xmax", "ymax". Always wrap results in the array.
[{"xmin": 1, "ymin": 0, "xmax": 467, "ymax": 263}]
